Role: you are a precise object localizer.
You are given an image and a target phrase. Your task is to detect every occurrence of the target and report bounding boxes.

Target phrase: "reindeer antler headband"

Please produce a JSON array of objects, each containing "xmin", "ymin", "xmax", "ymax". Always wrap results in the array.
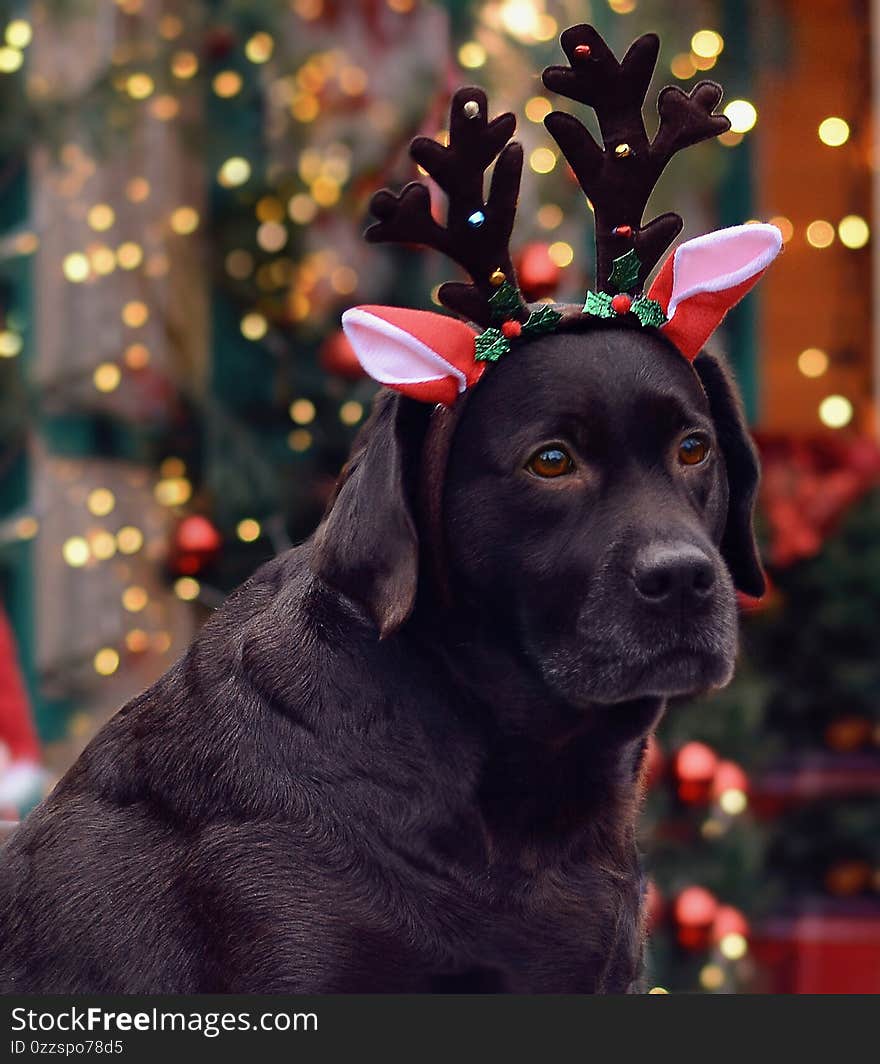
[{"xmin": 342, "ymin": 24, "xmax": 782, "ymax": 403}]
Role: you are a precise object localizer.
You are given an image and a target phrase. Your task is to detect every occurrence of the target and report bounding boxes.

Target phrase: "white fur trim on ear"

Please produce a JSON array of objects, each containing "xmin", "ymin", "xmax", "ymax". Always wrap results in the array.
[
  {"xmin": 665, "ymin": 223, "xmax": 783, "ymax": 321},
  {"xmin": 342, "ymin": 307, "xmax": 468, "ymax": 391}
]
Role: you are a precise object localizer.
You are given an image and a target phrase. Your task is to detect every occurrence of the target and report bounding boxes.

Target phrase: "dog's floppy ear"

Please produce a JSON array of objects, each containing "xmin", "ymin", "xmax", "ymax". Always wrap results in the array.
[
  {"xmin": 693, "ymin": 350, "xmax": 765, "ymax": 598},
  {"xmin": 312, "ymin": 389, "xmax": 426, "ymax": 637}
]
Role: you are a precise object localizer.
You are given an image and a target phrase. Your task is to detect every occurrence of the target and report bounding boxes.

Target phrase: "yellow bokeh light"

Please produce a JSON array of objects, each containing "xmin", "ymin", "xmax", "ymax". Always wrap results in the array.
[
  {"xmin": 691, "ymin": 30, "xmax": 724, "ymax": 58},
  {"xmin": 537, "ymin": 204, "xmax": 563, "ymax": 230},
  {"xmin": 126, "ymin": 177, "xmax": 151, "ymax": 203},
  {"xmin": 769, "ymin": 215, "xmax": 794, "ymax": 243},
  {"xmin": 124, "ymin": 343, "xmax": 150, "ymax": 369},
  {"xmin": 213, "ymin": 70, "xmax": 243, "ymax": 98},
  {"xmin": 818, "ymin": 116, "xmax": 849, "ymax": 147},
  {"xmin": 0, "ymin": 47, "xmax": 24, "ymax": 73},
  {"xmin": 170, "ymin": 206, "xmax": 200, "ymax": 234},
  {"xmin": 339, "ymin": 66, "xmax": 368, "ymax": 96},
  {"xmin": 158, "ymin": 14, "xmax": 183, "ymax": 39},
  {"xmin": 122, "ymin": 300, "xmax": 149, "ymax": 328},
  {"xmin": 116, "ymin": 526, "xmax": 144, "ymax": 554},
  {"xmin": 723, "ymin": 99, "xmax": 757, "ymax": 134},
  {"xmin": 93, "ymin": 362, "xmax": 122, "ymax": 392},
  {"xmin": 87, "ymin": 488, "xmax": 115, "ymax": 516},
  {"xmin": 150, "ymin": 95, "xmax": 180, "ymax": 121},
  {"xmin": 699, "ymin": 964, "xmax": 725, "ymax": 991},
  {"xmin": 256, "ymin": 196, "xmax": 284, "ymax": 223},
  {"xmin": 257, "ymin": 221, "xmax": 288, "ymax": 252},
  {"xmin": 153, "ymin": 477, "xmax": 192, "ymax": 507},
  {"xmin": 458, "ymin": 42, "xmax": 487, "ymax": 69},
  {"xmin": 648, "ymin": 987, "xmax": 669, "ymax": 995},
  {"xmin": 838, "ymin": 215, "xmax": 870, "ymax": 249},
  {"xmin": 171, "ymin": 51, "xmax": 199, "ymax": 79},
  {"xmin": 89, "ymin": 245, "xmax": 116, "ymax": 275},
  {"xmin": 529, "ymin": 147, "xmax": 557, "ymax": 174},
  {"xmin": 87, "ymin": 204, "xmax": 115, "ymax": 231},
  {"xmin": 174, "ymin": 577, "xmax": 201, "ymax": 601},
  {"xmin": 62, "ymin": 536, "xmax": 90, "ymax": 567},
  {"xmin": 90, "ymin": 530, "xmax": 116, "ymax": 560},
  {"xmin": 718, "ymin": 788, "xmax": 748, "ymax": 816},
  {"xmin": 670, "ymin": 53, "xmax": 696, "ymax": 80},
  {"xmin": 125, "ymin": 629, "xmax": 150, "ymax": 653},
  {"xmin": 5, "ymin": 19, "xmax": 33, "ymax": 49},
  {"xmin": 94, "ymin": 647, "xmax": 120, "ymax": 676},
  {"xmin": 122, "ymin": 586, "xmax": 148, "ymax": 612},
  {"xmin": 0, "ymin": 331, "xmax": 22, "ymax": 358},
  {"xmin": 719, "ymin": 932, "xmax": 748, "ymax": 961},
  {"xmin": 15, "ymin": 516, "xmax": 38, "ymax": 539},
  {"xmin": 236, "ymin": 518, "xmax": 261, "ymax": 543},
  {"xmin": 548, "ymin": 241, "xmax": 574, "ymax": 268},
  {"xmin": 126, "ymin": 73, "xmax": 154, "ymax": 100},
  {"xmin": 241, "ymin": 312, "xmax": 268, "ymax": 341},
  {"xmin": 608, "ymin": 0, "xmax": 637, "ymax": 13},
  {"xmin": 160, "ymin": 456, "xmax": 186, "ymax": 478},
  {"xmin": 289, "ymin": 398, "xmax": 316, "ymax": 424},
  {"xmin": 311, "ymin": 176, "xmax": 340, "ymax": 207},
  {"xmin": 798, "ymin": 347, "xmax": 829, "ymax": 378},
  {"xmin": 819, "ymin": 394, "xmax": 853, "ymax": 429},
  {"xmin": 339, "ymin": 401, "xmax": 363, "ymax": 426},
  {"xmin": 288, "ymin": 428, "xmax": 312, "ymax": 452},
  {"xmin": 218, "ymin": 156, "xmax": 251, "ymax": 188},
  {"xmin": 525, "ymin": 96, "xmax": 551, "ymax": 124},
  {"xmin": 806, "ymin": 219, "xmax": 835, "ymax": 248},
  {"xmin": 63, "ymin": 252, "xmax": 90, "ymax": 283},
  {"xmin": 117, "ymin": 242, "xmax": 144, "ymax": 270},
  {"xmin": 245, "ymin": 32, "xmax": 274, "ymax": 64}
]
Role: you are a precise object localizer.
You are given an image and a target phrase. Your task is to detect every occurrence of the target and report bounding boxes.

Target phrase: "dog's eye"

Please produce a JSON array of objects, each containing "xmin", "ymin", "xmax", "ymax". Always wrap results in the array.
[
  {"xmin": 678, "ymin": 434, "xmax": 710, "ymax": 466},
  {"xmin": 527, "ymin": 446, "xmax": 574, "ymax": 478}
]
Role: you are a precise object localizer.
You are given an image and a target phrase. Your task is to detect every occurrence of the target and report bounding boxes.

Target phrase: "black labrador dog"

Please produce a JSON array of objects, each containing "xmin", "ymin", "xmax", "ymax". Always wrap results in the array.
[{"xmin": 0, "ymin": 320, "xmax": 761, "ymax": 992}]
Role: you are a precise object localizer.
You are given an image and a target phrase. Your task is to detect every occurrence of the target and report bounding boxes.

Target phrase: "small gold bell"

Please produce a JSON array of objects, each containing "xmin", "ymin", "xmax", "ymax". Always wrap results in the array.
[
  {"xmin": 489, "ymin": 268, "xmax": 506, "ymax": 286},
  {"xmin": 463, "ymin": 100, "xmax": 480, "ymax": 120},
  {"xmin": 614, "ymin": 143, "xmax": 632, "ymax": 159}
]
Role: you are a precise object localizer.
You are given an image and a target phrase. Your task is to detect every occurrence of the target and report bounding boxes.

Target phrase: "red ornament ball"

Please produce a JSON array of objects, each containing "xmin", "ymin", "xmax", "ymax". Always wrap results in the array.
[
  {"xmin": 574, "ymin": 44, "xmax": 592, "ymax": 59},
  {"xmin": 320, "ymin": 329, "xmax": 365, "ymax": 380},
  {"xmin": 514, "ymin": 242, "xmax": 562, "ymax": 301},
  {"xmin": 170, "ymin": 515, "xmax": 222, "ymax": 577},
  {"xmin": 611, "ymin": 293, "xmax": 632, "ymax": 315},
  {"xmin": 501, "ymin": 320, "xmax": 523, "ymax": 339},
  {"xmin": 712, "ymin": 905, "xmax": 749, "ymax": 943},
  {"xmin": 613, "ymin": 224, "xmax": 634, "ymax": 239},
  {"xmin": 674, "ymin": 741, "xmax": 719, "ymax": 803},
  {"xmin": 711, "ymin": 759, "xmax": 749, "ymax": 801}
]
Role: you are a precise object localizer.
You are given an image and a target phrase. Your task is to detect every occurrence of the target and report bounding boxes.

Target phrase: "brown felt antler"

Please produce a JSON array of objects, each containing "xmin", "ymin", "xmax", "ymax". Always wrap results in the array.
[
  {"xmin": 365, "ymin": 86, "xmax": 526, "ymax": 327},
  {"xmin": 542, "ymin": 24, "xmax": 730, "ymax": 293}
]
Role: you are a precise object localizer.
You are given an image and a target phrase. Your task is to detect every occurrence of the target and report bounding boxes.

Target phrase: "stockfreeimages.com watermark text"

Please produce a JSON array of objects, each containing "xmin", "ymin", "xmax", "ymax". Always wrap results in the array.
[{"xmin": 11, "ymin": 1005, "xmax": 317, "ymax": 1041}]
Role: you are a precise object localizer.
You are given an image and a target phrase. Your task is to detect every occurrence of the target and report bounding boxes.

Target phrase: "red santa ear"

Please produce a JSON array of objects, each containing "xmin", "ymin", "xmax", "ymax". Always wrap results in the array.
[
  {"xmin": 647, "ymin": 224, "xmax": 783, "ymax": 361},
  {"xmin": 341, "ymin": 306, "xmax": 483, "ymax": 405}
]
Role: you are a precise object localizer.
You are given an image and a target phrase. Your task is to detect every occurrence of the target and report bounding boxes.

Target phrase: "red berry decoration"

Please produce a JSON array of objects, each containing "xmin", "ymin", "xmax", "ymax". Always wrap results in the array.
[
  {"xmin": 674, "ymin": 886, "xmax": 718, "ymax": 951},
  {"xmin": 611, "ymin": 293, "xmax": 632, "ymax": 315},
  {"xmin": 674, "ymin": 741, "xmax": 719, "ymax": 805},
  {"xmin": 515, "ymin": 242, "xmax": 562, "ymax": 301},
  {"xmin": 501, "ymin": 320, "xmax": 523, "ymax": 339},
  {"xmin": 169, "ymin": 515, "xmax": 222, "ymax": 577},
  {"xmin": 574, "ymin": 44, "xmax": 592, "ymax": 59},
  {"xmin": 613, "ymin": 225, "xmax": 633, "ymax": 238}
]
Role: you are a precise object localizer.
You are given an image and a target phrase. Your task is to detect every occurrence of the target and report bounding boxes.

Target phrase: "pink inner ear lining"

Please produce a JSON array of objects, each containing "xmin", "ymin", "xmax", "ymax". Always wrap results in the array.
[{"xmin": 666, "ymin": 224, "xmax": 782, "ymax": 318}]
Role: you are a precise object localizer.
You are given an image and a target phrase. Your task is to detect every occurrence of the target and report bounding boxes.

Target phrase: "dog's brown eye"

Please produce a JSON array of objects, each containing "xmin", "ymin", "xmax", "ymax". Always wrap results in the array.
[
  {"xmin": 678, "ymin": 434, "xmax": 709, "ymax": 466},
  {"xmin": 527, "ymin": 446, "xmax": 574, "ymax": 478}
]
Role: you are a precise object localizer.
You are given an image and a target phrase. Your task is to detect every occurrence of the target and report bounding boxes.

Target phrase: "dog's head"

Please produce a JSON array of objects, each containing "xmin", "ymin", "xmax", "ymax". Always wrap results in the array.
[{"xmin": 313, "ymin": 321, "xmax": 761, "ymax": 707}]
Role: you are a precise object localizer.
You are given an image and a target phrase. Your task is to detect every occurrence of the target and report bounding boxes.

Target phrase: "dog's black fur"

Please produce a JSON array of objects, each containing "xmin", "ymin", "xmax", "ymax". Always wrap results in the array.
[{"xmin": 0, "ymin": 323, "xmax": 761, "ymax": 992}]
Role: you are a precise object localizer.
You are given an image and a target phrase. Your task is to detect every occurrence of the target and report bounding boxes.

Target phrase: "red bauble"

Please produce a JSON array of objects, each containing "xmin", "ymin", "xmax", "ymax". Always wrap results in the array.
[
  {"xmin": 712, "ymin": 905, "xmax": 749, "ymax": 943},
  {"xmin": 501, "ymin": 320, "xmax": 522, "ymax": 339},
  {"xmin": 674, "ymin": 886, "xmax": 718, "ymax": 950},
  {"xmin": 611, "ymin": 293, "xmax": 632, "ymax": 315},
  {"xmin": 170, "ymin": 515, "xmax": 222, "ymax": 576},
  {"xmin": 514, "ymin": 242, "xmax": 562, "ymax": 301},
  {"xmin": 674, "ymin": 741, "xmax": 718, "ymax": 804},
  {"xmin": 711, "ymin": 759, "xmax": 749, "ymax": 801},
  {"xmin": 320, "ymin": 329, "xmax": 366, "ymax": 380}
]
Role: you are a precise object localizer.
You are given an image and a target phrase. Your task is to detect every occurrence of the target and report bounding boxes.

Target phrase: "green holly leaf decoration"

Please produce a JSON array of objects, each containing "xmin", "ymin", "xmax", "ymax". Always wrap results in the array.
[
  {"xmin": 630, "ymin": 297, "xmax": 667, "ymax": 328},
  {"xmin": 523, "ymin": 304, "xmax": 562, "ymax": 335},
  {"xmin": 608, "ymin": 249, "xmax": 641, "ymax": 293},
  {"xmin": 474, "ymin": 327, "xmax": 510, "ymax": 362},
  {"xmin": 583, "ymin": 290, "xmax": 614, "ymax": 318},
  {"xmin": 488, "ymin": 281, "xmax": 522, "ymax": 322}
]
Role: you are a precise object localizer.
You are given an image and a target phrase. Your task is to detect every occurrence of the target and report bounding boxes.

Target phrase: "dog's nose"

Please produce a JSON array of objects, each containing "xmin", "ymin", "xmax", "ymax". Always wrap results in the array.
[{"xmin": 632, "ymin": 543, "xmax": 715, "ymax": 609}]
